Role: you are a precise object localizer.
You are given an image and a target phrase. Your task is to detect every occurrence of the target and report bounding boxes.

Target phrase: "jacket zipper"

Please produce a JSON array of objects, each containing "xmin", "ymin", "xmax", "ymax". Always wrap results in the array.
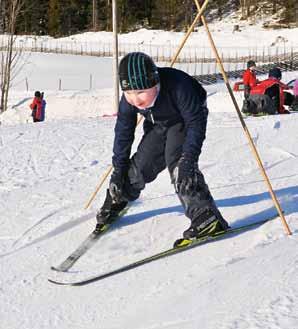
[{"xmin": 149, "ymin": 109, "xmax": 155, "ymax": 124}]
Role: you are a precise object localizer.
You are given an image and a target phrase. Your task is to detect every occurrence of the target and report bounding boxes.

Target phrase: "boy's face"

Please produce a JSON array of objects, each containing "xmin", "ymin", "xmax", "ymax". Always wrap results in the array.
[{"xmin": 124, "ymin": 85, "xmax": 158, "ymax": 109}]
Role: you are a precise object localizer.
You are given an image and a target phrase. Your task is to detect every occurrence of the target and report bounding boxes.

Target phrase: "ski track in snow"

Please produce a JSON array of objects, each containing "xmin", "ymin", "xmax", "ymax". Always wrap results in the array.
[{"xmin": 11, "ymin": 206, "xmax": 68, "ymax": 248}]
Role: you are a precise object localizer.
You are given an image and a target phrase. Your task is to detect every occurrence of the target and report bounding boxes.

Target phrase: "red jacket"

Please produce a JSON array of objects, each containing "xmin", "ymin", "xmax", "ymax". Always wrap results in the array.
[
  {"xmin": 30, "ymin": 97, "xmax": 42, "ymax": 120},
  {"xmin": 250, "ymin": 77, "xmax": 289, "ymax": 114},
  {"xmin": 243, "ymin": 69, "xmax": 258, "ymax": 89}
]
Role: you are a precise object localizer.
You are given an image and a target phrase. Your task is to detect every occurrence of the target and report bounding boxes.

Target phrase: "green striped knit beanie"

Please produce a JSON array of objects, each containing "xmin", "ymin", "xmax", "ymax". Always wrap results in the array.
[{"xmin": 119, "ymin": 52, "xmax": 159, "ymax": 91}]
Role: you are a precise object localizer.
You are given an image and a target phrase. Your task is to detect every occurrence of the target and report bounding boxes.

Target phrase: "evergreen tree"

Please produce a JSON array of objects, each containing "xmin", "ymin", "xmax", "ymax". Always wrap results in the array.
[
  {"xmin": 59, "ymin": 0, "xmax": 90, "ymax": 35},
  {"xmin": 17, "ymin": 0, "xmax": 48, "ymax": 35},
  {"xmin": 0, "ymin": 0, "xmax": 9, "ymax": 33},
  {"xmin": 48, "ymin": 0, "xmax": 60, "ymax": 36},
  {"xmin": 97, "ymin": 0, "xmax": 110, "ymax": 31},
  {"xmin": 2, "ymin": 0, "xmax": 297, "ymax": 36}
]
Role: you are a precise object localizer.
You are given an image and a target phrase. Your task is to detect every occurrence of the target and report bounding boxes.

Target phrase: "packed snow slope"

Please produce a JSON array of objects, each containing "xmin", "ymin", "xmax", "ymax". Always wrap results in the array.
[
  {"xmin": 1, "ymin": 23, "xmax": 298, "ymax": 329},
  {"xmin": 1, "ymin": 99, "xmax": 298, "ymax": 328}
]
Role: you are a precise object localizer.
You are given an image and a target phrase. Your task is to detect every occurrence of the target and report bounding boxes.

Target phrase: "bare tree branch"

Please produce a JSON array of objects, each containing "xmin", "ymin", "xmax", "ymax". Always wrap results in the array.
[{"xmin": 0, "ymin": 0, "xmax": 24, "ymax": 113}]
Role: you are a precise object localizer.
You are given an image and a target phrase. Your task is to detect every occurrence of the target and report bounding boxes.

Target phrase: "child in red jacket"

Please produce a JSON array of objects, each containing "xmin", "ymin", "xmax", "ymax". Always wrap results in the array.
[
  {"xmin": 250, "ymin": 67, "xmax": 294, "ymax": 114},
  {"xmin": 243, "ymin": 60, "xmax": 259, "ymax": 98},
  {"xmin": 242, "ymin": 60, "xmax": 260, "ymax": 113},
  {"xmin": 243, "ymin": 67, "xmax": 295, "ymax": 115},
  {"xmin": 30, "ymin": 91, "xmax": 46, "ymax": 122}
]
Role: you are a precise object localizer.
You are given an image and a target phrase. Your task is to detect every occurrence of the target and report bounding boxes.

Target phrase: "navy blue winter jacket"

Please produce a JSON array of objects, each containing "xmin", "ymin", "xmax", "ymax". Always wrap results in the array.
[{"xmin": 112, "ymin": 67, "xmax": 208, "ymax": 170}]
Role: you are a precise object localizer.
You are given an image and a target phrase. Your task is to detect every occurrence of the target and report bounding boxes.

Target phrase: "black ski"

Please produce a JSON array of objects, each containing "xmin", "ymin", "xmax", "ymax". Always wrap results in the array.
[
  {"xmin": 51, "ymin": 207, "xmax": 129, "ymax": 272},
  {"xmin": 48, "ymin": 213, "xmax": 278, "ymax": 285}
]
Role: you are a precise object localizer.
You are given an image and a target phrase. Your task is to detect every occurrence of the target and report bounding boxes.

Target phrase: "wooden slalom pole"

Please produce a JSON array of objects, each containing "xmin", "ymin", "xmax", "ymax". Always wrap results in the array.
[
  {"xmin": 84, "ymin": 115, "xmax": 143, "ymax": 210},
  {"xmin": 193, "ymin": 0, "xmax": 291, "ymax": 235},
  {"xmin": 84, "ymin": 165, "xmax": 113, "ymax": 209},
  {"xmin": 84, "ymin": 0, "xmax": 212, "ymax": 210}
]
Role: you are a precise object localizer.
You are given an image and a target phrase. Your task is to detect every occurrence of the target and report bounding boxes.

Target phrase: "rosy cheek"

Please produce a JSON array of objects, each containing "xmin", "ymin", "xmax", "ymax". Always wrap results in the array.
[{"xmin": 135, "ymin": 100, "xmax": 144, "ymax": 107}]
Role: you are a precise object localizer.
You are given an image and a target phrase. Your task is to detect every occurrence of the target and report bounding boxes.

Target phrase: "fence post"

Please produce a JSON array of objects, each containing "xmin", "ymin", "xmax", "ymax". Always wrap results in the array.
[
  {"xmin": 89, "ymin": 74, "xmax": 93, "ymax": 90},
  {"xmin": 59, "ymin": 79, "xmax": 62, "ymax": 91},
  {"xmin": 25, "ymin": 78, "xmax": 29, "ymax": 91}
]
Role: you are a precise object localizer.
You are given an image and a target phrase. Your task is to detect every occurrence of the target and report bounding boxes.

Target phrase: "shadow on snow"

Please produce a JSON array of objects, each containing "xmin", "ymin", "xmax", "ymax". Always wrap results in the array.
[{"xmin": 1, "ymin": 184, "xmax": 297, "ymax": 258}]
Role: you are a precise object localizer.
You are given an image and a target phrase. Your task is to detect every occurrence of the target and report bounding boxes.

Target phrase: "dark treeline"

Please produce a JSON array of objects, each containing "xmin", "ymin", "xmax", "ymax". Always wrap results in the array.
[{"xmin": 0, "ymin": 0, "xmax": 297, "ymax": 37}]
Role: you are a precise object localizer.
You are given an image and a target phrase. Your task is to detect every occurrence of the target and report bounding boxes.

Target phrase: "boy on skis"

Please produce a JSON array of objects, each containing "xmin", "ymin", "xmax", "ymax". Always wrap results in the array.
[{"xmin": 96, "ymin": 52, "xmax": 229, "ymax": 239}]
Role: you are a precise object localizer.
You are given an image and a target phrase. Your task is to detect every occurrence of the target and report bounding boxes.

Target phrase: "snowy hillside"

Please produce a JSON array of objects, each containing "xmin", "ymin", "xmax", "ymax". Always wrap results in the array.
[
  {"xmin": 1, "ymin": 26, "xmax": 298, "ymax": 329},
  {"xmin": 1, "ymin": 105, "xmax": 298, "ymax": 329}
]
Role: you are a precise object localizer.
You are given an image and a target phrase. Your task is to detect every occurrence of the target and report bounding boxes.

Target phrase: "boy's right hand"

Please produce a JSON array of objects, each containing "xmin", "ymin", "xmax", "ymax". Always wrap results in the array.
[{"xmin": 109, "ymin": 168, "xmax": 125, "ymax": 203}]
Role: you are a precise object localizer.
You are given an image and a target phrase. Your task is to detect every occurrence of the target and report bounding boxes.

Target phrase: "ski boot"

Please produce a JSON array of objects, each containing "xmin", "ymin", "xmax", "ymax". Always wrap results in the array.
[
  {"xmin": 95, "ymin": 189, "xmax": 127, "ymax": 233},
  {"xmin": 183, "ymin": 207, "xmax": 229, "ymax": 240}
]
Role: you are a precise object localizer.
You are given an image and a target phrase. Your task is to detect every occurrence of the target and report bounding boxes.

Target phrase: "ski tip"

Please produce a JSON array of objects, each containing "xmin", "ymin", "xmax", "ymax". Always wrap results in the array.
[
  {"xmin": 48, "ymin": 277, "xmax": 85, "ymax": 286},
  {"xmin": 50, "ymin": 266, "xmax": 67, "ymax": 273},
  {"xmin": 48, "ymin": 278, "xmax": 69, "ymax": 286}
]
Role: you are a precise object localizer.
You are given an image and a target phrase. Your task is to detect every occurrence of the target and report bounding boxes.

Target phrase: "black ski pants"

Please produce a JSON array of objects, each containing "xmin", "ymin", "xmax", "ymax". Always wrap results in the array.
[
  {"xmin": 123, "ymin": 122, "xmax": 184, "ymax": 200},
  {"xmin": 122, "ymin": 122, "xmax": 226, "ymax": 225}
]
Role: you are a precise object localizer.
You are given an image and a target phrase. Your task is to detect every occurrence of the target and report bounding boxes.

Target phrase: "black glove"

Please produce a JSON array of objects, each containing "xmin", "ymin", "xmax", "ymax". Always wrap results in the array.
[
  {"xmin": 174, "ymin": 154, "xmax": 197, "ymax": 196},
  {"xmin": 109, "ymin": 168, "xmax": 126, "ymax": 203}
]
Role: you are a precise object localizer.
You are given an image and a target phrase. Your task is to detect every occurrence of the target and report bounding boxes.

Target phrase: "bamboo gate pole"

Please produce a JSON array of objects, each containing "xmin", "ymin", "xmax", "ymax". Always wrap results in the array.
[
  {"xmin": 170, "ymin": 0, "xmax": 210, "ymax": 66},
  {"xmin": 84, "ymin": 115, "xmax": 143, "ymax": 210},
  {"xmin": 84, "ymin": 0, "xmax": 211, "ymax": 209},
  {"xmin": 193, "ymin": 0, "xmax": 291, "ymax": 235}
]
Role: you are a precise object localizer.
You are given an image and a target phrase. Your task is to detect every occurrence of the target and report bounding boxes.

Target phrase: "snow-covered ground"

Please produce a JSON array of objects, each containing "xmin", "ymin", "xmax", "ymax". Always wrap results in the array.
[{"xmin": 1, "ymin": 24, "xmax": 298, "ymax": 329}]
